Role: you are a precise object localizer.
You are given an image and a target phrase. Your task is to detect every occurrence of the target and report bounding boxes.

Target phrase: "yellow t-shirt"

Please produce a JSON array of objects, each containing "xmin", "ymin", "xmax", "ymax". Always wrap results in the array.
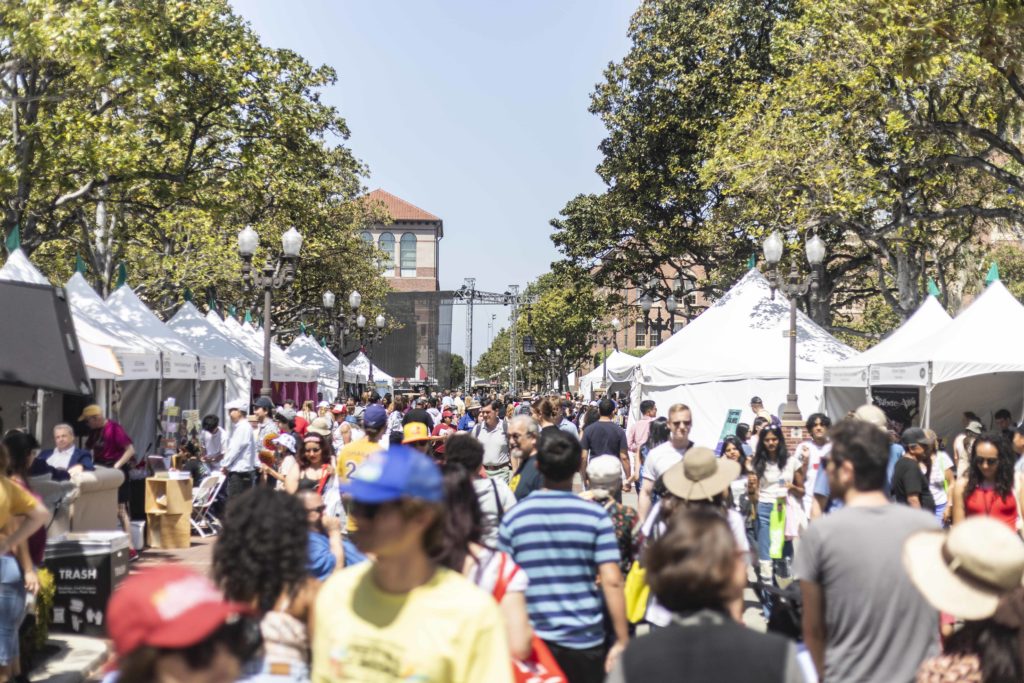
[
  {"xmin": 337, "ymin": 437, "xmax": 384, "ymax": 533},
  {"xmin": 311, "ymin": 563, "xmax": 513, "ymax": 683},
  {"xmin": 337, "ymin": 437, "xmax": 384, "ymax": 483},
  {"xmin": 0, "ymin": 477, "xmax": 37, "ymax": 527}
]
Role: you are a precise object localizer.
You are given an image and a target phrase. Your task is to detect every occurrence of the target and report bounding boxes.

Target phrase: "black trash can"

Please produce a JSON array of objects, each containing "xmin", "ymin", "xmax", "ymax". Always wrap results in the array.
[{"xmin": 44, "ymin": 531, "xmax": 129, "ymax": 636}]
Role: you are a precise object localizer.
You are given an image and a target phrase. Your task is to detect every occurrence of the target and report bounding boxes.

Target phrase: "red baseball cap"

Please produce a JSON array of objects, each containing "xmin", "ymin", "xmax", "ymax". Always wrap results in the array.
[{"xmin": 106, "ymin": 565, "xmax": 249, "ymax": 658}]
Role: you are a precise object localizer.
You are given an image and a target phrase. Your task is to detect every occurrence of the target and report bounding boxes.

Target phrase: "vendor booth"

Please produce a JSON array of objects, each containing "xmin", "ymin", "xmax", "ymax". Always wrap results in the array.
[
  {"xmin": 822, "ymin": 295, "xmax": 952, "ymax": 430},
  {"xmin": 348, "ymin": 351, "xmax": 392, "ymax": 394},
  {"xmin": 630, "ymin": 268, "xmax": 855, "ymax": 447},
  {"xmin": 825, "ymin": 280, "xmax": 1024, "ymax": 444}
]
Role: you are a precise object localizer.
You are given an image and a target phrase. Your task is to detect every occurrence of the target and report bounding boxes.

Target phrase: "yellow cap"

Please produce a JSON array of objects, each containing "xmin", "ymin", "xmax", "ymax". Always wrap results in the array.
[{"xmin": 402, "ymin": 422, "xmax": 431, "ymax": 444}]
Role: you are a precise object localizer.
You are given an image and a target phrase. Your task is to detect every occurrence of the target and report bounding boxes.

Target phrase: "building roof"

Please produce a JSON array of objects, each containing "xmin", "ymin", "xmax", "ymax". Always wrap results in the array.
[{"xmin": 364, "ymin": 189, "xmax": 442, "ymax": 223}]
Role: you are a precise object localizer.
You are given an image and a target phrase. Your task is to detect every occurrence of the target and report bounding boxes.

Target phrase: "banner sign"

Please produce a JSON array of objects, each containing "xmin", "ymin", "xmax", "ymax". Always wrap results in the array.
[{"xmin": 871, "ymin": 386, "xmax": 920, "ymax": 434}]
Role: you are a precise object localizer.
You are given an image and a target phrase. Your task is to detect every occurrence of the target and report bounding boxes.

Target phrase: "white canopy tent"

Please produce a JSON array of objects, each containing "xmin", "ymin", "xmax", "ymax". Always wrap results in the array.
[
  {"xmin": 630, "ymin": 268, "xmax": 855, "ymax": 447},
  {"xmin": 828, "ymin": 280, "xmax": 1024, "ymax": 443},
  {"xmin": 822, "ymin": 296, "xmax": 952, "ymax": 421},
  {"xmin": 579, "ymin": 350, "xmax": 641, "ymax": 398},
  {"xmin": 349, "ymin": 351, "xmax": 392, "ymax": 392},
  {"xmin": 286, "ymin": 334, "xmax": 342, "ymax": 400},
  {"xmin": 207, "ymin": 313, "xmax": 314, "ymax": 382},
  {"xmin": 167, "ymin": 302, "xmax": 254, "ymax": 425}
]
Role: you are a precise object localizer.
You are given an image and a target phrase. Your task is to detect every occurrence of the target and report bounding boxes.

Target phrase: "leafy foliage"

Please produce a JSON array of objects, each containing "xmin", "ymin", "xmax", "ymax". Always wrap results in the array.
[{"xmin": 0, "ymin": 0, "xmax": 388, "ymax": 333}]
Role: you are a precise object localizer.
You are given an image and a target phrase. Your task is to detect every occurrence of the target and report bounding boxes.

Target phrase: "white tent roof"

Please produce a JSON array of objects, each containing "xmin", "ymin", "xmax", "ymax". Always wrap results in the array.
[
  {"xmin": 168, "ymin": 302, "xmax": 256, "ymax": 365},
  {"xmin": 209, "ymin": 314, "xmax": 314, "ymax": 382},
  {"xmin": 348, "ymin": 351, "xmax": 392, "ymax": 386},
  {"xmin": 926, "ymin": 281, "xmax": 1024, "ymax": 384},
  {"xmin": 286, "ymin": 334, "xmax": 338, "ymax": 377},
  {"xmin": 65, "ymin": 273, "xmax": 167, "ymax": 380},
  {"xmin": 0, "ymin": 251, "xmax": 123, "ymax": 379},
  {"xmin": 579, "ymin": 351, "xmax": 641, "ymax": 395},
  {"xmin": 106, "ymin": 286, "xmax": 223, "ymax": 380},
  {"xmin": 637, "ymin": 268, "xmax": 855, "ymax": 385},
  {"xmin": 823, "ymin": 296, "xmax": 952, "ymax": 387},
  {"xmin": 248, "ymin": 324, "xmax": 318, "ymax": 382}
]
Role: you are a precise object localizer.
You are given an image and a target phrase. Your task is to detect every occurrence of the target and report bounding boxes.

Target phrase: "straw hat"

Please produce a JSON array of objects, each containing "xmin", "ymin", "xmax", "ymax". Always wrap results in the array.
[
  {"xmin": 903, "ymin": 516, "xmax": 1024, "ymax": 620},
  {"xmin": 662, "ymin": 447, "xmax": 740, "ymax": 502}
]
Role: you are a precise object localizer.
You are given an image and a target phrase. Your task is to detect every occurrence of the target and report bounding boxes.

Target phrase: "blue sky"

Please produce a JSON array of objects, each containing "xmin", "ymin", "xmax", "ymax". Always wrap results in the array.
[{"xmin": 230, "ymin": 0, "xmax": 638, "ymax": 362}]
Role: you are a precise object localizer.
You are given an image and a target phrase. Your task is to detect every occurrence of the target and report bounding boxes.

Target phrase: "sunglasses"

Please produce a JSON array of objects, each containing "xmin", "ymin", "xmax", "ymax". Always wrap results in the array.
[
  {"xmin": 304, "ymin": 445, "xmax": 322, "ymax": 452},
  {"xmin": 975, "ymin": 456, "xmax": 999, "ymax": 466},
  {"xmin": 671, "ymin": 420, "xmax": 692, "ymax": 428}
]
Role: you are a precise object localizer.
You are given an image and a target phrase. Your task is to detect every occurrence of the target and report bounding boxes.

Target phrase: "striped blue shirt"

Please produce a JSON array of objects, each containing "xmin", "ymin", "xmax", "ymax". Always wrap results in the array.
[{"xmin": 497, "ymin": 490, "xmax": 620, "ymax": 649}]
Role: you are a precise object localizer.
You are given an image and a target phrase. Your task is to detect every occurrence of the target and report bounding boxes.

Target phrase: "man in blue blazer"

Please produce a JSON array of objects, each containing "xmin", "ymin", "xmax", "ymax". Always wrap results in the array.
[{"xmin": 32, "ymin": 423, "xmax": 95, "ymax": 481}]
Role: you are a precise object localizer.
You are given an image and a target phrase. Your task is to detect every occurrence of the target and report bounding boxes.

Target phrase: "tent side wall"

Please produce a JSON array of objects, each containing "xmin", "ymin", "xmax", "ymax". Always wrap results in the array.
[{"xmin": 635, "ymin": 377, "xmax": 826, "ymax": 447}]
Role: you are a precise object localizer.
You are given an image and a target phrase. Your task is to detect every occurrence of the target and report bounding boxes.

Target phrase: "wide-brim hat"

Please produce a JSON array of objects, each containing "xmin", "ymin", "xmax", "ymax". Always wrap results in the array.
[
  {"xmin": 663, "ymin": 447, "xmax": 740, "ymax": 501},
  {"xmin": 464, "ymin": 399, "xmax": 481, "ymax": 411},
  {"xmin": 307, "ymin": 417, "xmax": 332, "ymax": 436},
  {"xmin": 903, "ymin": 516, "xmax": 1024, "ymax": 621}
]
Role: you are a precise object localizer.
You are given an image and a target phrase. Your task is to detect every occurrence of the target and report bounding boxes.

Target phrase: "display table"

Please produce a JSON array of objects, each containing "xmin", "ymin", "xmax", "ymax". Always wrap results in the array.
[{"xmin": 144, "ymin": 476, "xmax": 192, "ymax": 549}]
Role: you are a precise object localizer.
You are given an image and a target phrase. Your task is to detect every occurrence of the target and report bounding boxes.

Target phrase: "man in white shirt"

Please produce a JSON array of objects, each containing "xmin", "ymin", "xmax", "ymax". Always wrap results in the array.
[
  {"xmin": 221, "ymin": 399, "xmax": 257, "ymax": 500},
  {"xmin": 474, "ymin": 401, "xmax": 511, "ymax": 483},
  {"xmin": 638, "ymin": 403, "xmax": 694, "ymax": 523},
  {"xmin": 799, "ymin": 413, "xmax": 832, "ymax": 520}
]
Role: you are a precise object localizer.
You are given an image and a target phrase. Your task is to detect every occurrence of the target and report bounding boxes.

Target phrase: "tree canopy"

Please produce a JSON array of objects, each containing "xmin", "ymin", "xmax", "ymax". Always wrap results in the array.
[{"xmin": 0, "ymin": 0, "xmax": 388, "ymax": 336}]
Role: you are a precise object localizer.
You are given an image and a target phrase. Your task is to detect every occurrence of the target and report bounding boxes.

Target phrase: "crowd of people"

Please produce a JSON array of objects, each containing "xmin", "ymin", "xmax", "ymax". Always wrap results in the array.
[{"xmin": 0, "ymin": 385, "xmax": 1011, "ymax": 683}]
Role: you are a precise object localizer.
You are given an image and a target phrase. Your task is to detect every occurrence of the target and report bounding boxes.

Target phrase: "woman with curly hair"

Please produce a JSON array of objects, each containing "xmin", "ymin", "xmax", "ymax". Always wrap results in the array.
[
  {"xmin": 213, "ymin": 487, "xmax": 318, "ymax": 681},
  {"xmin": 296, "ymin": 434, "xmax": 333, "ymax": 495},
  {"xmin": 951, "ymin": 432, "xmax": 1021, "ymax": 530}
]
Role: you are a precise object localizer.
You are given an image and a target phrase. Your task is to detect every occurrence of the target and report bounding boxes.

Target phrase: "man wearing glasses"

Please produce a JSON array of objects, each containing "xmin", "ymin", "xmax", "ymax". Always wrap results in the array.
[
  {"xmin": 638, "ymin": 403, "xmax": 695, "ymax": 523},
  {"xmin": 508, "ymin": 415, "xmax": 543, "ymax": 499}
]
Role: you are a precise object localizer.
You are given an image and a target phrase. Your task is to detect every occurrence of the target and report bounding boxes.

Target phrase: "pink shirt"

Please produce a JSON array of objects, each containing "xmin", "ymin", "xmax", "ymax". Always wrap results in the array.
[
  {"xmin": 627, "ymin": 415, "xmax": 654, "ymax": 454},
  {"xmin": 86, "ymin": 420, "xmax": 133, "ymax": 467}
]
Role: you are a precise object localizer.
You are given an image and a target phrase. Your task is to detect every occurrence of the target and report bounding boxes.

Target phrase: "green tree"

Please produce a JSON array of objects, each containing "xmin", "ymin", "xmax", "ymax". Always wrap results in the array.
[
  {"xmin": 474, "ymin": 327, "xmax": 511, "ymax": 385},
  {"xmin": 446, "ymin": 353, "xmax": 466, "ymax": 391},
  {"xmin": 551, "ymin": 0, "xmax": 794, "ymax": 303},
  {"xmin": 0, "ymin": 0, "xmax": 388, "ymax": 331}
]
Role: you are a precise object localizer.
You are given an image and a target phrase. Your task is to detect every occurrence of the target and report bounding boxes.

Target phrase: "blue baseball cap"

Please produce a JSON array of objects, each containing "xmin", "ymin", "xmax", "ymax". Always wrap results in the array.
[
  {"xmin": 340, "ymin": 445, "xmax": 442, "ymax": 504},
  {"xmin": 363, "ymin": 404, "xmax": 388, "ymax": 429}
]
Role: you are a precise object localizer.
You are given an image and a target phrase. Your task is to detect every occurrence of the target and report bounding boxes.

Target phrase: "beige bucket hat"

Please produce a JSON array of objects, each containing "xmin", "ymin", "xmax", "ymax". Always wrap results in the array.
[{"xmin": 663, "ymin": 447, "xmax": 740, "ymax": 502}]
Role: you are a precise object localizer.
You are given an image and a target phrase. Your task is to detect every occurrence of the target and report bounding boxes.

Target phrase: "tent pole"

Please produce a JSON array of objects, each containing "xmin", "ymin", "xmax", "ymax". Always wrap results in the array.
[{"xmin": 923, "ymin": 362, "xmax": 933, "ymax": 429}]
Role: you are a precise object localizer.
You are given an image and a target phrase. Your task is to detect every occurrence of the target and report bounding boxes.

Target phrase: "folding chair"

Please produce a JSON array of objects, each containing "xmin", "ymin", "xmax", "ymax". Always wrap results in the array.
[{"xmin": 190, "ymin": 472, "xmax": 226, "ymax": 537}]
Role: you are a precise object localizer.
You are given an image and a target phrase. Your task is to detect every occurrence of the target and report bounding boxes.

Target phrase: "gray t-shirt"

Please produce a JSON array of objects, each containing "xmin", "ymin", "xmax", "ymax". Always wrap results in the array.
[{"xmin": 793, "ymin": 504, "xmax": 939, "ymax": 683}]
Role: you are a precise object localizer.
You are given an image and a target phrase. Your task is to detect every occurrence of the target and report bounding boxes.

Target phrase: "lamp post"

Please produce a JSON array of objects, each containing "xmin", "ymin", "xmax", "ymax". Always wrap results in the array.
[
  {"xmin": 322, "ymin": 289, "xmax": 368, "ymax": 400},
  {"xmin": 527, "ymin": 360, "xmax": 533, "ymax": 391},
  {"xmin": 762, "ymin": 230, "xmax": 827, "ymax": 422},
  {"xmin": 239, "ymin": 225, "xmax": 303, "ymax": 398},
  {"xmin": 600, "ymin": 317, "xmax": 621, "ymax": 387},
  {"xmin": 639, "ymin": 278, "xmax": 698, "ymax": 345}
]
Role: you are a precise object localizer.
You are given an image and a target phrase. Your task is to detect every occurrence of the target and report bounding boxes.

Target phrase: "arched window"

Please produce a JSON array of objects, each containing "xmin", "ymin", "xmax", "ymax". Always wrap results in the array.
[
  {"xmin": 400, "ymin": 233, "xmax": 417, "ymax": 277},
  {"xmin": 378, "ymin": 232, "xmax": 395, "ymax": 276},
  {"xmin": 360, "ymin": 231, "xmax": 373, "ymax": 245}
]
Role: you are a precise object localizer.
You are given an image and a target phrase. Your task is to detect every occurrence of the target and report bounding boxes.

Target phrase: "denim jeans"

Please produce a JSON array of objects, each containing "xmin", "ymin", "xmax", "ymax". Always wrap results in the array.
[{"xmin": 754, "ymin": 500, "xmax": 794, "ymax": 618}]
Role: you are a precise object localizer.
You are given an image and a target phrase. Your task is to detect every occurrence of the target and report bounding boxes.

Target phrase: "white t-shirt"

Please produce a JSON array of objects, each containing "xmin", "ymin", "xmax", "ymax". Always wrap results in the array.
[
  {"xmin": 473, "ymin": 477, "xmax": 517, "ymax": 544},
  {"xmin": 468, "ymin": 547, "xmax": 528, "ymax": 596},
  {"xmin": 797, "ymin": 440, "xmax": 831, "ymax": 513},
  {"xmin": 929, "ymin": 450, "xmax": 954, "ymax": 507},
  {"xmin": 642, "ymin": 441, "xmax": 693, "ymax": 482},
  {"xmin": 201, "ymin": 427, "xmax": 226, "ymax": 459},
  {"xmin": 758, "ymin": 452, "xmax": 803, "ymax": 500},
  {"xmin": 275, "ymin": 455, "xmax": 297, "ymax": 491},
  {"xmin": 47, "ymin": 447, "xmax": 75, "ymax": 471}
]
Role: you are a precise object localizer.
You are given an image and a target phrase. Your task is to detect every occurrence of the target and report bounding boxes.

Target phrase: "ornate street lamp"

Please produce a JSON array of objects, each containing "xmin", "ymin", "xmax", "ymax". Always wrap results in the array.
[
  {"xmin": 323, "ymin": 289, "xmax": 368, "ymax": 400},
  {"xmin": 239, "ymin": 225, "xmax": 303, "ymax": 398},
  {"xmin": 600, "ymin": 317, "xmax": 622, "ymax": 387},
  {"xmin": 762, "ymin": 230, "xmax": 827, "ymax": 422}
]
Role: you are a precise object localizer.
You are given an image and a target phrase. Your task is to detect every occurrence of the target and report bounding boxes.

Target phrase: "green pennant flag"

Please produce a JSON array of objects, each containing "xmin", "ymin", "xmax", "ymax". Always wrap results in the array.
[
  {"xmin": 747, "ymin": 253, "xmax": 757, "ymax": 270},
  {"xmin": 927, "ymin": 278, "xmax": 940, "ymax": 297},
  {"xmin": 183, "ymin": 287, "xmax": 193, "ymax": 303},
  {"xmin": 207, "ymin": 295, "xmax": 217, "ymax": 313},
  {"xmin": 75, "ymin": 254, "xmax": 87, "ymax": 274},
  {"xmin": 5, "ymin": 226, "xmax": 20, "ymax": 253},
  {"xmin": 300, "ymin": 322, "xmax": 306, "ymax": 335},
  {"xmin": 985, "ymin": 262, "xmax": 1000, "ymax": 285},
  {"xmin": 320, "ymin": 336, "xmax": 327, "ymax": 347},
  {"xmin": 244, "ymin": 310, "xmax": 253, "ymax": 323},
  {"xmin": 228, "ymin": 305, "xmax": 237, "ymax": 318},
  {"xmin": 114, "ymin": 263, "xmax": 128, "ymax": 289}
]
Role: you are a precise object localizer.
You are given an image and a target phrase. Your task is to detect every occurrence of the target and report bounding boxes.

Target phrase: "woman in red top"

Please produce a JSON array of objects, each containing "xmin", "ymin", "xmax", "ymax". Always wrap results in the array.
[{"xmin": 951, "ymin": 432, "xmax": 1021, "ymax": 530}]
